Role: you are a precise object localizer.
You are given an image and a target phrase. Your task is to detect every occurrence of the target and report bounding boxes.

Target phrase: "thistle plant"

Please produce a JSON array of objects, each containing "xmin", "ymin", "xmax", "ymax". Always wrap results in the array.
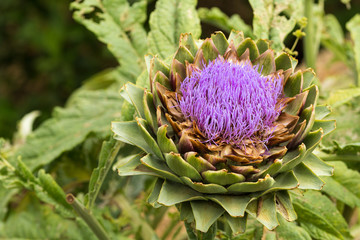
[{"xmin": 111, "ymin": 31, "xmax": 335, "ymax": 237}]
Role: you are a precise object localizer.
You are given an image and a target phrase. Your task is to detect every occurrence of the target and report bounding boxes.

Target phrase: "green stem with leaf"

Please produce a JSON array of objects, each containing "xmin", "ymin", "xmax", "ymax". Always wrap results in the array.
[
  {"xmin": 66, "ymin": 194, "xmax": 110, "ymax": 240},
  {"xmin": 185, "ymin": 221, "xmax": 217, "ymax": 240}
]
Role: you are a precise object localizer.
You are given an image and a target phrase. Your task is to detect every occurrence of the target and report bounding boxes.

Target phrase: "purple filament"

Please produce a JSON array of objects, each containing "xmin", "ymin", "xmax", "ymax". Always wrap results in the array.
[{"xmin": 179, "ymin": 58, "xmax": 283, "ymax": 145}]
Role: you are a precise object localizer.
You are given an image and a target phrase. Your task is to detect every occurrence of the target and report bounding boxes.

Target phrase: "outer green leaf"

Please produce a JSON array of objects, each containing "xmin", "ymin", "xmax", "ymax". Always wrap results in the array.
[
  {"xmin": 255, "ymin": 159, "xmax": 282, "ymax": 178},
  {"xmin": 122, "ymin": 83, "xmax": 146, "ymax": 118},
  {"xmin": 179, "ymin": 202, "xmax": 195, "ymax": 223},
  {"xmin": 256, "ymin": 39, "xmax": 270, "ymax": 54},
  {"xmin": 136, "ymin": 118, "xmax": 164, "ymax": 160},
  {"xmin": 315, "ymin": 105, "xmax": 331, "ymax": 120},
  {"xmin": 284, "ymin": 71, "xmax": 302, "ymax": 98},
  {"xmin": 293, "ymin": 191, "xmax": 352, "ymax": 240},
  {"xmin": 144, "ymin": 91, "xmax": 157, "ymax": 131},
  {"xmin": 141, "ymin": 154, "xmax": 182, "ymax": 183},
  {"xmin": 253, "ymin": 49, "xmax": 275, "ymax": 75},
  {"xmin": 275, "ymin": 53, "xmax": 293, "ymax": 70},
  {"xmin": 293, "ymin": 163, "xmax": 324, "ymax": 190},
  {"xmin": 208, "ymin": 195, "xmax": 251, "ymax": 217},
  {"xmin": 275, "ymin": 191, "xmax": 297, "ymax": 222},
  {"xmin": 246, "ymin": 194, "xmax": 278, "ymax": 230},
  {"xmin": 228, "ymin": 30, "xmax": 245, "ymax": 47},
  {"xmin": 302, "ymin": 153, "xmax": 333, "ymax": 177},
  {"xmin": 165, "ymin": 152, "xmax": 202, "ymax": 181},
  {"xmin": 312, "ymin": 119, "xmax": 336, "ymax": 136},
  {"xmin": 157, "ymin": 125, "xmax": 178, "ymax": 153},
  {"xmin": 148, "ymin": 0, "xmax": 201, "ymax": 59},
  {"xmin": 346, "ymin": 14, "xmax": 360, "ymax": 85},
  {"xmin": 112, "ymin": 121, "xmax": 152, "ymax": 153},
  {"xmin": 259, "ymin": 171, "xmax": 299, "ymax": 197},
  {"xmin": 114, "ymin": 154, "xmax": 147, "ymax": 176},
  {"xmin": 181, "ymin": 176, "xmax": 227, "ymax": 194},
  {"xmin": 190, "ymin": 201, "xmax": 225, "ymax": 233},
  {"xmin": 211, "ymin": 32, "xmax": 229, "ymax": 55},
  {"xmin": 227, "ymin": 174, "xmax": 275, "ymax": 193},
  {"xmin": 202, "ymin": 169, "xmax": 245, "ymax": 186},
  {"xmin": 174, "ymin": 46, "xmax": 194, "ymax": 64},
  {"xmin": 224, "ymin": 213, "xmax": 247, "ymax": 234},
  {"xmin": 237, "ymin": 38, "xmax": 259, "ymax": 62},
  {"xmin": 157, "ymin": 181, "xmax": 205, "ymax": 206},
  {"xmin": 302, "ymin": 69, "xmax": 317, "ymax": 90},
  {"xmin": 279, "ymin": 144, "xmax": 306, "ymax": 173}
]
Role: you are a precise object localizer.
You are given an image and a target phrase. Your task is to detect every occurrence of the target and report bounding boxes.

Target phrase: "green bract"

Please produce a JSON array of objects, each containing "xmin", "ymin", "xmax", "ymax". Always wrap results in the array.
[{"xmin": 111, "ymin": 31, "xmax": 335, "ymax": 233}]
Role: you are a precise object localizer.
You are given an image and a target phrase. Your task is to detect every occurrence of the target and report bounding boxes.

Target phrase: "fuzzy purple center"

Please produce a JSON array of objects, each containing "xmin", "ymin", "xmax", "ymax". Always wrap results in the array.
[{"xmin": 179, "ymin": 58, "xmax": 283, "ymax": 145}]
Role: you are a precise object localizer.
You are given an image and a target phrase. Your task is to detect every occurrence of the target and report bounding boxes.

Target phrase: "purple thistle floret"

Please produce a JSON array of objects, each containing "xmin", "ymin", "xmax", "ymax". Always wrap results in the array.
[{"xmin": 179, "ymin": 58, "xmax": 284, "ymax": 145}]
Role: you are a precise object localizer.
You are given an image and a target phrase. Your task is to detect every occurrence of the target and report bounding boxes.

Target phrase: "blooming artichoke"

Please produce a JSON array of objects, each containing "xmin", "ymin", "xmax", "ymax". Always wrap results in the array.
[{"xmin": 112, "ymin": 31, "xmax": 335, "ymax": 233}]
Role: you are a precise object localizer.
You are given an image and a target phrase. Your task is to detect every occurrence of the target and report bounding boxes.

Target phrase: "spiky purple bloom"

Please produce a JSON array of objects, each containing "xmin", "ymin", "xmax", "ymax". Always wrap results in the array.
[{"xmin": 179, "ymin": 58, "xmax": 283, "ymax": 145}]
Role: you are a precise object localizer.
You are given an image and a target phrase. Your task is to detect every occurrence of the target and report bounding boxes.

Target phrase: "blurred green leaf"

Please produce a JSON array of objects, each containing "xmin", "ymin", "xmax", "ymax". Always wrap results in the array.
[
  {"xmin": 249, "ymin": 0, "xmax": 303, "ymax": 50},
  {"xmin": 322, "ymin": 161, "xmax": 360, "ymax": 208},
  {"xmin": 326, "ymin": 88, "xmax": 360, "ymax": 107},
  {"xmin": 321, "ymin": 102, "xmax": 360, "ymax": 147},
  {"xmin": 293, "ymin": 191, "xmax": 352, "ymax": 240},
  {"xmin": 0, "ymin": 183, "xmax": 17, "ymax": 220},
  {"xmin": 12, "ymin": 69, "xmax": 134, "ymax": 171},
  {"xmin": 0, "ymin": 195, "xmax": 98, "ymax": 239},
  {"xmin": 71, "ymin": 0, "xmax": 147, "ymax": 81},
  {"xmin": 323, "ymin": 142, "xmax": 360, "ymax": 156},
  {"xmin": 148, "ymin": 0, "xmax": 201, "ymax": 59},
  {"xmin": 116, "ymin": 194, "xmax": 159, "ymax": 240},
  {"xmin": 275, "ymin": 214, "xmax": 311, "ymax": 240},
  {"xmin": 323, "ymin": 14, "xmax": 344, "ymax": 46},
  {"xmin": 14, "ymin": 159, "xmax": 73, "ymax": 216},
  {"xmin": 321, "ymin": 14, "xmax": 353, "ymax": 69},
  {"xmin": 197, "ymin": 7, "xmax": 253, "ymax": 38},
  {"xmin": 346, "ymin": 14, "xmax": 360, "ymax": 86}
]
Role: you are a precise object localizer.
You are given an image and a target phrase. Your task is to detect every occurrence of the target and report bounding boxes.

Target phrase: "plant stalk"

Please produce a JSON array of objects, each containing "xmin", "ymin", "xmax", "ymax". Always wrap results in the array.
[
  {"xmin": 66, "ymin": 194, "xmax": 110, "ymax": 240},
  {"xmin": 185, "ymin": 221, "xmax": 217, "ymax": 240},
  {"xmin": 304, "ymin": 0, "xmax": 316, "ymax": 69}
]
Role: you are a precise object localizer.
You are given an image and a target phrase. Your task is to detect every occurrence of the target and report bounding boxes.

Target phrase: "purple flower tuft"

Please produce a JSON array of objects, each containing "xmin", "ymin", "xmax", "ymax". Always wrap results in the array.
[{"xmin": 179, "ymin": 58, "xmax": 283, "ymax": 145}]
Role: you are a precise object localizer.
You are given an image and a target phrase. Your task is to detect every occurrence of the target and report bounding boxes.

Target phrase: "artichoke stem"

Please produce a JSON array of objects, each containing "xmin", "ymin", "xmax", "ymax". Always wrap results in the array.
[
  {"xmin": 184, "ymin": 221, "xmax": 217, "ymax": 240},
  {"xmin": 66, "ymin": 194, "xmax": 110, "ymax": 240}
]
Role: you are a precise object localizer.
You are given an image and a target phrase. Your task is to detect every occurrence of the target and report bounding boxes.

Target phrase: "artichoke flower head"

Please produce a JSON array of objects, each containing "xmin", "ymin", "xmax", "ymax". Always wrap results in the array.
[{"xmin": 112, "ymin": 31, "xmax": 335, "ymax": 233}]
